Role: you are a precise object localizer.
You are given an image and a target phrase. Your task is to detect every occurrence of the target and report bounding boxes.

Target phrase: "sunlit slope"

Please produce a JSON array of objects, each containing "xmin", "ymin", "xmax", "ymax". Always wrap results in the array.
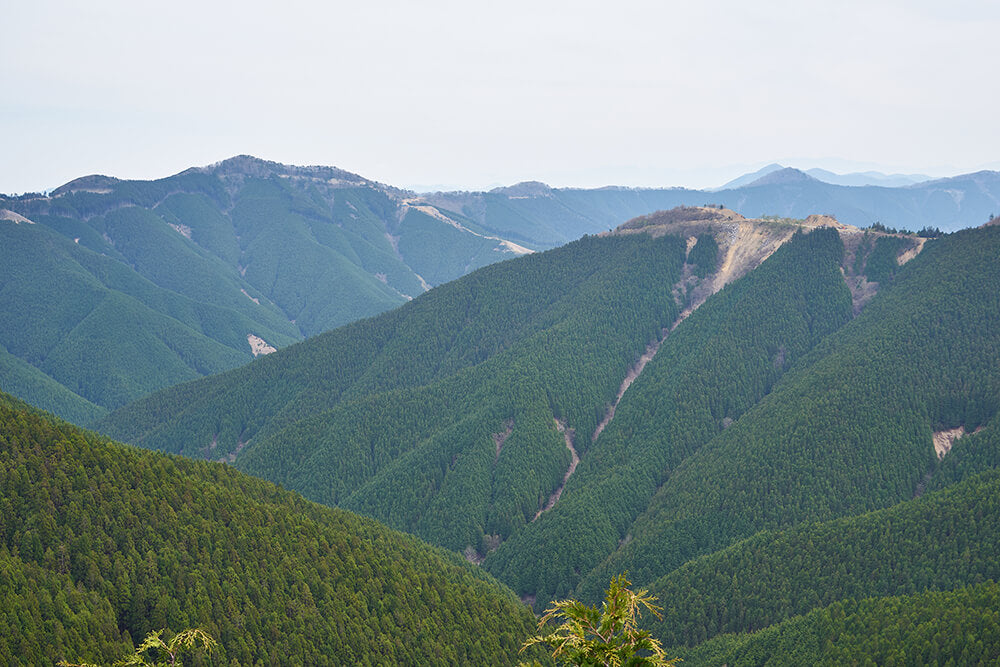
[
  {"xmin": 576, "ymin": 224, "xmax": 1000, "ymax": 600},
  {"xmin": 0, "ymin": 156, "xmax": 532, "ymax": 420},
  {"xmin": 0, "ymin": 219, "xmax": 297, "ymax": 416},
  {"xmin": 484, "ymin": 228, "xmax": 852, "ymax": 603}
]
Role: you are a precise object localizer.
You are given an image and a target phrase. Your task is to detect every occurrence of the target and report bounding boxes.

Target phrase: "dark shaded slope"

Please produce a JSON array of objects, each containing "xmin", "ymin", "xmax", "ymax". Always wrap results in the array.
[
  {"xmin": 577, "ymin": 224, "xmax": 1000, "ymax": 599},
  {"xmin": 646, "ymin": 469, "xmax": 1000, "ymax": 646},
  {"xmin": 0, "ymin": 391, "xmax": 538, "ymax": 666},
  {"xmin": 678, "ymin": 582, "xmax": 1000, "ymax": 666}
]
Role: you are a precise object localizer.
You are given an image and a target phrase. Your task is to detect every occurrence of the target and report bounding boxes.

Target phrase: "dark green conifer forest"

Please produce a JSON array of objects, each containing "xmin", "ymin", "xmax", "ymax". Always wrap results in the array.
[
  {"xmin": 5, "ymin": 198, "xmax": 1000, "ymax": 663},
  {"xmin": 0, "ymin": 392, "xmax": 540, "ymax": 665}
]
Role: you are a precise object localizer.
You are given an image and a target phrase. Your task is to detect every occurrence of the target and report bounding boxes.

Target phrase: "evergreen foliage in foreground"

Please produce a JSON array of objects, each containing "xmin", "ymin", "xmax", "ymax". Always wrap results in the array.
[
  {"xmin": 520, "ymin": 574, "xmax": 678, "ymax": 667},
  {"xmin": 0, "ymin": 391, "xmax": 539, "ymax": 665}
]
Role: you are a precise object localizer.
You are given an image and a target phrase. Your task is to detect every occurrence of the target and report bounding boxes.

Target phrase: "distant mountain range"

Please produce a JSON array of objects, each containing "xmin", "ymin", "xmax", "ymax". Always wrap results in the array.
[
  {"xmin": 0, "ymin": 157, "xmax": 536, "ymax": 420},
  {"xmin": 716, "ymin": 163, "xmax": 932, "ymax": 189},
  {"xmin": 2, "ymin": 156, "xmax": 998, "ymax": 424},
  {"xmin": 424, "ymin": 166, "xmax": 998, "ymax": 237}
]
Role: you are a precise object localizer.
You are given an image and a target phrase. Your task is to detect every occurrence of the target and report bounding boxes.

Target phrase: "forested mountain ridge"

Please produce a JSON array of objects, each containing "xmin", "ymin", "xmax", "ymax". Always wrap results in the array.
[
  {"xmin": 0, "ymin": 217, "xmax": 299, "ymax": 420},
  {"xmin": 10, "ymin": 191, "xmax": 1000, "ymax": 663},
  {"xmin": 645, "ymin": 467, "xmax": 1000, "ymax": 647},
  {"xmin": 572, "ymin": 222, "xmax": 1000, "ymax": 604},
  {"xmin": 0, "ymin": 156, "xmax": 532, "ymax": 422},
  {"xmin": 99, "ymin": 207, "xmax": 931, "ymax": 594},
  {"xmin": 0, "ymin": 390, "xmax": 541, "ymax": 665},
  {"xmin": 3, "ymin": 156, "xmax": 992, "ymax": 423},
  {"xmin": 101, "ymin": 230, "xmax": 693, "ymax": 555},
  {"xmin": 485, "ymin": 220, "xmax": 858, "ymax": 603},
  {"xmin": 675, "ymin": 581, "xmax": 1000, "ymax": 666}
]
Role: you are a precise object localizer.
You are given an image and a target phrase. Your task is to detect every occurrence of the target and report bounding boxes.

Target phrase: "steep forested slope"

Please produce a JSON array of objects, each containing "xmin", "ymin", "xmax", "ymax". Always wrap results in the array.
[
  {"xmin": 100, "ymin": 212, "xmax": 1000, "ymax": 641},
  {"xmin": 645, "ymin": 469, "xmax": 1000, "ymax": 646},
  {"xmin": 0, "ymin": 219, "xmax": 297, "ymax": 417},
  {"xmin": 576, "ymin": 224, "xmax": 1000, "ymax": 599},
  {"xmin": 4, "ymin": 159, "xmax": 995, "ymax": 423},
  {"xmin": 485, "ymin": 228, "xmax": 853, "ymax": 602},
  {"xmin": 0, "ymin": 391, "xmax": 538, "ymax": 666},
  {"xmin": 0, "ymin": 342, "xmax": 104, "ymax": 425},
  {"xmin": 102, "ymin": 232, "xmax": 691, "ymax": 555},
  {"xmin": 0, "ymin": 157, "xmax": 530, "ymax": 421},
  {"xmin": 677, "ymin": 582, "xmax": 1000, "ymax": 666}
]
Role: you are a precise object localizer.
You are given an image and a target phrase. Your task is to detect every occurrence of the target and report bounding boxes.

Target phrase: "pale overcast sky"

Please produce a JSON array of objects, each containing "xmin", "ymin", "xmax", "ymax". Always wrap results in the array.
[{"xmin": 3, "ymin": 0, "xmax": 998, "ymax": 193}]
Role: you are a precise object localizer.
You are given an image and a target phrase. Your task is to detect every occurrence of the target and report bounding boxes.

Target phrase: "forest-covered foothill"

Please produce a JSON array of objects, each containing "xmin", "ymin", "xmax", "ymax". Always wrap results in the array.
[
  {"xmin": 40, "ymin": 214, "xmax": 1000, "ymax": 664},
  {"xmin": 101, "ymin": 222, "xmax": 1000, "ymax": 619},
  {"xmin": 0, "ymin": 391, "xmax": 540, "ymax": 666}
]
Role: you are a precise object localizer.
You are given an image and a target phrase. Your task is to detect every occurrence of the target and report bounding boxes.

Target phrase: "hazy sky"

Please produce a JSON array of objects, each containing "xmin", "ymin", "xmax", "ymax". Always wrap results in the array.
[{"xmin": 3, "ymin": 1, "xmax": 999, "ymax": 193}]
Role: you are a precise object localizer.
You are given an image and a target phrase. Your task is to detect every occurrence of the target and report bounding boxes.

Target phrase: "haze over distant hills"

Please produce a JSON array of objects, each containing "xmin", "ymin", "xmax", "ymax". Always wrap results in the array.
[
  {"xmin": 715, "ymin": 163, "xmax": 932, "ymax": 190},
  {"xmin": 2, "ymin": 156, "xmax": 998, "ymax": 424},
  {"xmin": 0, "ymin": 156, "xmax": 537, "ymax": 420}
]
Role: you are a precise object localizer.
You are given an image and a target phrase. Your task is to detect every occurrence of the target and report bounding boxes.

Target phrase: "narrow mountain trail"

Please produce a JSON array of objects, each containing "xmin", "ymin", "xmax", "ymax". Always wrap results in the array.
[
  {"xmin": 533, "ymin": 419, "xmax": 579, "ymax": 521},
  {"xmin": 493, "ymin": 419, "xmax": 514, "ymax": 462},
  {"xmin": 590, "ymin": 311, "xmax": 691, "ymax": 443}
]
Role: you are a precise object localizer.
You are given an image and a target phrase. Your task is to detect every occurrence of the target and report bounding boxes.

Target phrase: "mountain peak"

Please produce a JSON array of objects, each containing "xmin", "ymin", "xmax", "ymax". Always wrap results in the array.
[
  {"xmin": 188, "ymin": 155, "xmax": 369, "ymax": 187},
  {"xmin": 716, "ymin": 163, "xmax": 785, "ymax": 190},
  {"xmin": 746, "ymin": 167, "xmax": 817, "ymax": 187},
  {"xmin": 489, "ymin": 181, "xmax": 553, "ymax": 197},
  {"xmin": 51, "ymin": 174, "xmax": 121, "ymax": 196}
]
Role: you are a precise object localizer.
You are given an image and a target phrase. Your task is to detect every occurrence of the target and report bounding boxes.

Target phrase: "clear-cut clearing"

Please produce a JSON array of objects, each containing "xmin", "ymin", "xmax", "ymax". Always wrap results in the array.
[
  {"xmin": 0, "ymin": 209, "xmax": 35, "ymax": 224},
  {"xmin": 897, "ymin": 236, "xmax": 928, "ymax": 265},
  {"xmin": 591, "ymin": 207, "xmax": 807, "ymax": 444},
  {"xmin": 593, "ymin": 208, "xmax": 932, "ymax": 446},
  {"xmin": 247, "ymin": 334, "xmax": 276, "ymax": 357},
  {"xmin": 932, "ymin": 425, "xmax": 982, "ymax": 459},
  {"xmin": 167, "ymin": 222, "xmax": 193, "ymax": 239}
]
